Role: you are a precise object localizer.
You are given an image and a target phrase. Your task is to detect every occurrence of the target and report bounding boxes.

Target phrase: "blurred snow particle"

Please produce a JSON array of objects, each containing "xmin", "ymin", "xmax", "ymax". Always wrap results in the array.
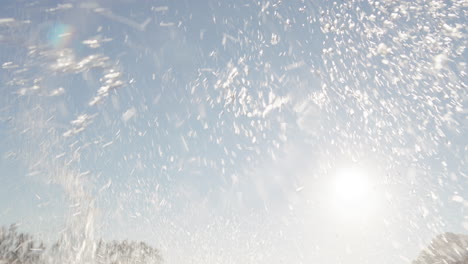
[
  {"xmin": 222, "ymin": 33, "xmax": 238, "ymax": 48},
  {"xmin": 284, "ymin": 61, "xmax": 305, "ymax": 71},
  {"xmin": 2, "ymin": 61, "xmax": 18, "ymax": 69},
  {"xmin": 63, "ymin": 114, "xmax": 97, "ymax": 137},
  {"xmin": 152, "ymin": 6, "xmax": 169, "ymax": 12},
  {"xmin": 70, "ymin": 115, "xmax": 88, "ymax": 127},
  {"xmin": 434, "ymin": 53, "xmax": 448, "ymax": 70},
  {"xmin": 377, "ymin": 43, "xmax": 390, "ymax": 55},
  {"xmin": 49, "ymin": 87, "xmax": 65, "ymax": 96},
  {"xmin": 442, "ymin": 23, "xmax": 463, "ymax": 39},
  {"xmin": 82, "ymin": 35, "xmax": 113, "ymax": 48},
  {"xmin": 0, "ymin": 18, "xmax": 15, "ymax": 25},
  {"xmin": 89, "ymin": 69, "xmax": 124, "ymax": 106},
  {"xmin": 453, "ymin": 195, "xmax": 464, "ymax": 203},
  {"xmin": 180, "ymin": 136, "xmax": 189, "ymax": 152},
  {"xmin": 159, "ymin": 22, "xmax": 175, "ymax": 27},
  {"xmin": 46, "ymin": 3, "xmax": 73, "ymax": 13},
  {"xmin": 93, "ymin": 7, "xmax": 151, "ymax": 31},
  {"xmin": 295, "ymin": 186, "xmax": 304, "ymax": 193},
  {"xmin": 271, "ymin": 33, "xmax": 279, "ymax": 45},
  {"xmin": 453, "ymin": 195, "xmax": 468, "ymax": 207},
  {"xmin": 122, "ymin": 107, "xmax": 136, "ymax": 122}
]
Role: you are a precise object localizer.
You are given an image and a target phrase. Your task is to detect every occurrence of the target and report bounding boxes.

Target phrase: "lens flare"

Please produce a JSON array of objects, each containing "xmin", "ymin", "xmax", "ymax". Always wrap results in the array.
[{"xmin": 47, "ymin": 23, "xmax": 74, "ymax": 48}]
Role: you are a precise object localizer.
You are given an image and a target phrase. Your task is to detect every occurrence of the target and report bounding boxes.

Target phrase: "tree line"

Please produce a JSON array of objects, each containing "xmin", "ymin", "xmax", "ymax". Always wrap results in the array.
[{"xmin": 0, "ymin": 224, "xmax": 163, "ymax": 264}]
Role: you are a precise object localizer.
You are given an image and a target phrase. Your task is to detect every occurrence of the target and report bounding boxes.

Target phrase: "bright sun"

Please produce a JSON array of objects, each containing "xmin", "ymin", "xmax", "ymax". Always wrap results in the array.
[{"xmin": 331, "ymin": 167, "xmax": 374, "ymax": 218}]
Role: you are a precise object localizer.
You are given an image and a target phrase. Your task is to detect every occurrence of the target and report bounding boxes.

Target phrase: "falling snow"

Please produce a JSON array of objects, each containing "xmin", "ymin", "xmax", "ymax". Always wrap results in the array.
[{"xmin": 0, "ymin": 0, "xmax": 466, "ymax": 264}]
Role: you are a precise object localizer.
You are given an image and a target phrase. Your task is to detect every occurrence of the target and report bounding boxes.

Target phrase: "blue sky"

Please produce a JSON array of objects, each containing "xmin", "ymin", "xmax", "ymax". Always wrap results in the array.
[{"xmin": 0, "ymin": 0, "xmax": 466, "ymax": 263}]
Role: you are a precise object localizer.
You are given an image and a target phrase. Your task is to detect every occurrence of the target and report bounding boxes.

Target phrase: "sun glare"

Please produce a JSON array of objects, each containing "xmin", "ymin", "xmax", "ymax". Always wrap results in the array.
[
  {"xmin": 334, "ymin": 168, "xmax": 369, "ymax": 201},
  {"xmin": 331, "ymin": 167, "xmax": 375, "ymax": 219}
]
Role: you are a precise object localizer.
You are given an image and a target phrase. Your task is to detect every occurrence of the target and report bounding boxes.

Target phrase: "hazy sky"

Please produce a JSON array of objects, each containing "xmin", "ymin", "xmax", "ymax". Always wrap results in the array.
[{"xmin": 0, "ymin": 0, "xmax": 466, "ymax": 263}]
